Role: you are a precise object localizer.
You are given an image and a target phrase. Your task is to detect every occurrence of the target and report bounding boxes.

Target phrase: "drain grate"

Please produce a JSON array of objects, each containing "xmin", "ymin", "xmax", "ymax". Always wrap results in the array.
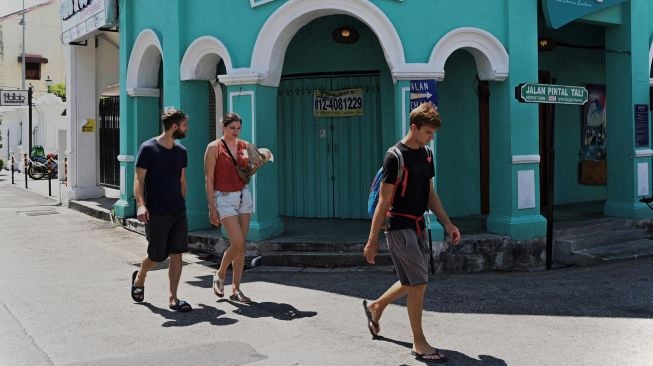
[{"xmin": 21, "ymin": 209, "xmax": 59, "ymax": 216}]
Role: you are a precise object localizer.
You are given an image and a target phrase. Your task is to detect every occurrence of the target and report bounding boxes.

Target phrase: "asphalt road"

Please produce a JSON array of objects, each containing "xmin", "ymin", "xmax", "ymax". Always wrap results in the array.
[{"xmin": 1, "ymin": 171, "xmax": 652, "ymax": 366}]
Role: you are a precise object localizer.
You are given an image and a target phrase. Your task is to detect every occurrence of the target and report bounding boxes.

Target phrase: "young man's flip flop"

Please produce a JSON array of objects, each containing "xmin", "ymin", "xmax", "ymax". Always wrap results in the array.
[
  {"xmin": 411, "ymin": 350, "xmax": 448, "ymax": 363},
  {"xmin": 363, "ymin": 300, "xmax": 380, "ymax": 338}
]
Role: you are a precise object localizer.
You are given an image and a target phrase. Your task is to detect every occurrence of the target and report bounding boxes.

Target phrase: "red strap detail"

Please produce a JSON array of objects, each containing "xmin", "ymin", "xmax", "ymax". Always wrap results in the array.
[{"xmin": 390, "ymin": 212, "xmax": 424, "ymax": 237}]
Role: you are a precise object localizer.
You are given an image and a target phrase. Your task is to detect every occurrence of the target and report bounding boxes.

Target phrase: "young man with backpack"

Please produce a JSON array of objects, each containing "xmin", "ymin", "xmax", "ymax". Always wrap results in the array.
[{"xmin": 363, "ymin": 102, "xmax": 461, "ymax": 363}]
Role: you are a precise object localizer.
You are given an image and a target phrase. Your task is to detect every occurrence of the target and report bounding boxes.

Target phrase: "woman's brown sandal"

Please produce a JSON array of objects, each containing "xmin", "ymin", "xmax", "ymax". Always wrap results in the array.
[{"xmin": 229, "ymin": 289, "xmax": 251, "ymax": 303}]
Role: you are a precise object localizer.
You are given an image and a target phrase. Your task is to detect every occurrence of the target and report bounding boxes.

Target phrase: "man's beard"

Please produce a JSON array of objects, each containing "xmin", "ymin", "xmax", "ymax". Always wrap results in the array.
[{"xmin": 173, "ymin": 130, "xmax": 186, "ymax": 139}]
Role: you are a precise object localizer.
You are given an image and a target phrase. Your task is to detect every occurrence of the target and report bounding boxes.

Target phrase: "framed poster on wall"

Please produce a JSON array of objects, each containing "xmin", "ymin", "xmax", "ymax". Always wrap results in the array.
[{"xmin": 579, "ymin": 84, "xmax": 606, "ymax": 185}]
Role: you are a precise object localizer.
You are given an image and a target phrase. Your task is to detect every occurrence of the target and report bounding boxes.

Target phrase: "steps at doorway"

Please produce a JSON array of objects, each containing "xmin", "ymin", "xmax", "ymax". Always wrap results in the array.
[
  {"xmin": 572, "ymin": 239, "xmax": 653, "ymax": 265},
  {"xmin": 556, "ymin": 229, "xmax": 647, "ymax": 252},
  {"xmin": 553, "ymin": 217, "xmax": 635, "ymax": 237},
  {"xmin": 554, "ymin": 217, "xmax": 653, "ymax": 266}
]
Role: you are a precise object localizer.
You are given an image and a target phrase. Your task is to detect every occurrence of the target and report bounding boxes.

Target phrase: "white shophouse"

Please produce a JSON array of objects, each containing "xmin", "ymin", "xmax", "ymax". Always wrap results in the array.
[
  {"xmin": 0, "ymin": 0, "xmax": 66, "ymax": 169},
  {"xmin": 61, "ymin": 0, "xmax": 119, "ymax": 201}
]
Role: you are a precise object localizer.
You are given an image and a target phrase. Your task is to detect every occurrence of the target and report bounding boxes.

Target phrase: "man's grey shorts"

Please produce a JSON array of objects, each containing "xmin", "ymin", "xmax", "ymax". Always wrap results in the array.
[{"xmin": 386, "ymin": 229, "xmax": 430, "ymax": 286}]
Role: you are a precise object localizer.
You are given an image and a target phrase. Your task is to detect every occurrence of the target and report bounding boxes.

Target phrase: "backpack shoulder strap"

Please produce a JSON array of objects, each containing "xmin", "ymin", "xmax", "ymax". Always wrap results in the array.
[{"xmin": 387, "ymin": 146, "xmax": 404, "ymax": 182}]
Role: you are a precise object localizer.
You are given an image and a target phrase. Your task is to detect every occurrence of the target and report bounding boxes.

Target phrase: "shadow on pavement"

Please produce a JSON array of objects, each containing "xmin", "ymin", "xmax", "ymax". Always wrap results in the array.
[
  {"xmin": 235, "ymin": 258, "xmax": 653, "ymax": 319},
  {"xmin": 373, "ymin": 335, "xmax": 412, "ymax": 348},
  {"xmin": 138, "ymin": 302, "xmax": 238, "ymax": 327},
  {"xmin": 219, "ymin": 299, "xmax": 318, "ymax": 320},
  {"xmin": 433, "ymin": 351, "xmax": 507, "ymax": 366},
  {"xmin": 372, "ymin": 336, "xmax": 506, "ymax": 365}
]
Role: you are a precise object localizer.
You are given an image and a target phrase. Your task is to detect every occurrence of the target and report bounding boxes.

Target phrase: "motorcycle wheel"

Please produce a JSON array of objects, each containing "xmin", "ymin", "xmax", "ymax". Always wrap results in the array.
[{"xmin": 28, "ymin": 165, "xmax": 46, "ymax": 180}]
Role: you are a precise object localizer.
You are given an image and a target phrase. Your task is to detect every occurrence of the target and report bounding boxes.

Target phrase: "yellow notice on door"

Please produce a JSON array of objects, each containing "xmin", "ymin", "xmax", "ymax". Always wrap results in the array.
[
  {"xmin": 314, "ymin": 88, "xmax": 363, "ymax": 117},
  {"xmin": 82, "ymin": 119, "xmax": 95, "ymax": 132}
]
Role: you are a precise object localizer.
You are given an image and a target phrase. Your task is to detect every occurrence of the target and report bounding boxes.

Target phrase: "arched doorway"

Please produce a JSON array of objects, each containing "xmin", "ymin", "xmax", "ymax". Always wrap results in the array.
[
  {"xmin": 438, "ymin": 50, "xmax": 488, "ymax": 218},
  {"xmin": 276, "ymin": 15, "xmax": 392, "ymax": 219},
  {"xmin": 180, "ymin": 36, "xmax": 232, "ymax": 142},
  {"xmin": 126, "ymin": 29, "xmax": 164, "ymax": 142},
  {"xmin": 428, "ymin": 27, "xmax": 509, "ymax": 221}
]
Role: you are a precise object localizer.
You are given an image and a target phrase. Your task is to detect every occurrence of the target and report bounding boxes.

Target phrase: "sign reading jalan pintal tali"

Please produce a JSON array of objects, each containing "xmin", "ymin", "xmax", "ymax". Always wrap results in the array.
[{"xmin": 516, "ymin": 83, "xmax": 588, "ymax": 105}]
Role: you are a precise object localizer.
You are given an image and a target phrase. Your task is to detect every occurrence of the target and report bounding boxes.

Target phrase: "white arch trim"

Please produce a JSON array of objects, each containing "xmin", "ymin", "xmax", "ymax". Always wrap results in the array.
[
  {"xmin": 429, "ymin": 27, "xmax": 509, "ymax": 81},
  {"xmin": 251, "ymin": 0, "xmax": 405, "ymax": 87},
  {"xmin": 180, "ymin": 36, "xmax": 234, "ymax": 81},
  {"xmin": 126, "ymin": 29, "xmax": 163, "ymax": 90},
  {"xmin": 649, "ymin": 42, "xmax": 653, "ymax": 86}
]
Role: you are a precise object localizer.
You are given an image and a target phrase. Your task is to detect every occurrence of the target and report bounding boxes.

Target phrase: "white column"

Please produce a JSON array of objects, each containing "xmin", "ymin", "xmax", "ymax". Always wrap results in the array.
[{"xmin": 63, "ymin": 43, "xmax": 103, "ymax": 201}]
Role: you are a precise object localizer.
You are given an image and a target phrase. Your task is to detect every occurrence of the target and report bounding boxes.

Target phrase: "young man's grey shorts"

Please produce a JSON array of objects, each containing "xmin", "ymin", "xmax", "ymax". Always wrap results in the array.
[{"xmin": 386, "ymin": 228, "xmax": 430, "ymax": 286}]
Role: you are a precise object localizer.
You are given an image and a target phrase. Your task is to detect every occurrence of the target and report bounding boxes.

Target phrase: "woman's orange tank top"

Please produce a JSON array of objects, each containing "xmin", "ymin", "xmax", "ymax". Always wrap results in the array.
[{"xmin": 214, "ymin": 139, "xmax": 249, "ymax": 192}]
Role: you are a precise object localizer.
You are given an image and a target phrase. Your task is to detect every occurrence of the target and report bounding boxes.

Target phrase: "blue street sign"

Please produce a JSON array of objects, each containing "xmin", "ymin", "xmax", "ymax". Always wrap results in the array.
[{"xmin": 410, "ymin": 80, "xmax": 438, "ymax": 111}]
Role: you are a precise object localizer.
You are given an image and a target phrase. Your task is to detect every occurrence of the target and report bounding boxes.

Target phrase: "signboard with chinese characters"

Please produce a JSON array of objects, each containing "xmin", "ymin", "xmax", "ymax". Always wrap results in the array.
[
  {"xmin": 410, "ymin": 80, "xmax": 438, "ymax": 111},
  {"xmin": 0, "ymin": 90, "xmax": 28, "ymax": 106},
  {"xmin": 542, "ymin": 0, "xmax": 628, "ymax": 29},
  {"xmin": 60, "ymin": 0, "xmax": 117, "ymax": 43},
  {"xmin": 516, "ymin": 83, "xmax": 588, "ymax": 105},
  {"xmin": 313, "ymin": 88, "xmax": 363, "ymax": 117}
]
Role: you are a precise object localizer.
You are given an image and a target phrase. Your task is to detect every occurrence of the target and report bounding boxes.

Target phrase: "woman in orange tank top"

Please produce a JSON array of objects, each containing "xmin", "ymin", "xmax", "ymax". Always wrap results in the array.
[{"xmin": 203, "ymin": 112, "xmax": 262, "ymax": 303}]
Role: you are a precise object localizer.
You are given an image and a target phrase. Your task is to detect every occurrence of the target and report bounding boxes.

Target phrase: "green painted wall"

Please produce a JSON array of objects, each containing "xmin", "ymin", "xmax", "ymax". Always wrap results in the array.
[
  {"xmin": 125, "ymin": 0, "xmax": 509, "ymax": 68},
  {"xmin": 487, "ymin": 0, "xmax": 546, "ymax": 239},
  {"xmin": 117, "ymin": 0, "xmax": 653, "ymax": 239},
  {"xmin": 604, "ymin": 0, "xmax": 651, "ymax": 218},
  {"xmin": 437, "ymin": 50, "xmax": 482, "ymax": 217},
  {"xmin": 373, "ymin": 0, "xmax": 507, "ymax": 63},
  {"xmin": 179, "ymin": 81, "xmax": 211, "ymax": 229},
  {"xmin": 649, "ymin": 0, "xmax": 653, "ymax": 48},
  {"xmin": 539, "ymin": 22, "xmax": 607, "ymax": 205}
]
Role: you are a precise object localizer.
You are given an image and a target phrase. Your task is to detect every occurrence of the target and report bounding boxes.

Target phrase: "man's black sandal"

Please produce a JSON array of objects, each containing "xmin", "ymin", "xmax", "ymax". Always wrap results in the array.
[
  {"xmin": 131, "ymin": 271, "xmax": 144, "ymax": 303},
  {"xmin": 169, "ymin": 300, "xmax": 193, "ymax": 312}
]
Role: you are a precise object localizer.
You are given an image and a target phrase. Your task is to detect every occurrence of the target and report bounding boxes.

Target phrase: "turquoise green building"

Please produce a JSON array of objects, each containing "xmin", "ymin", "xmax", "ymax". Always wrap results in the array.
[{"xmin": 114, "ymin": 0, "xmax": 653, "ymax": 244}]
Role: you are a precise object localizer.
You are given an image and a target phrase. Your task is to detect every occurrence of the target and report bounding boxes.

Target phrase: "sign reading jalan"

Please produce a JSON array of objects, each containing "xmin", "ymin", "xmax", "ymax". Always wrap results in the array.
[{"xmin": 515, "ymin": 83, "xmax": 588, "ymax": 105}]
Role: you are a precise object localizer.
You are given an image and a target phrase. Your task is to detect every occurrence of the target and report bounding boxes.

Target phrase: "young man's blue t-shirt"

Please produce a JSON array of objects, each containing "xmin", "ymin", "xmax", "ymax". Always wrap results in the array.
[{"xmin": 135, "ymin": 138, "xmax": 187, "ymax": 215}]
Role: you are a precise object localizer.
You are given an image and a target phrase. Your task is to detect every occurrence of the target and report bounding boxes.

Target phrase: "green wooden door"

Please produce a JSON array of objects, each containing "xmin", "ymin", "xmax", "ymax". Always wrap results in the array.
[{"xmin": 278, "ymin": 74, "xmax": 382, "ymax": 219}]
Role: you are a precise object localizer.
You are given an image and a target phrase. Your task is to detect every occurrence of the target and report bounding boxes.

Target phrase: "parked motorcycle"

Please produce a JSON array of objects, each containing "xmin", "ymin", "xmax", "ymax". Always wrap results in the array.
[{"xmin": 28, "ymin": 153, "xmax": 58, "ymax": 180}]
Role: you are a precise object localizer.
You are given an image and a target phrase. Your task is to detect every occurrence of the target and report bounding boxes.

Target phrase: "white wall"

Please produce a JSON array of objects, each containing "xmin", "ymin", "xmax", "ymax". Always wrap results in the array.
[
  {"xmin": 0, "ymin": 110, "xmax": 26, "ymax": 168},
  {"xmin": 0, "ymin": 0, "xmax": 66, "ymax": 96}
]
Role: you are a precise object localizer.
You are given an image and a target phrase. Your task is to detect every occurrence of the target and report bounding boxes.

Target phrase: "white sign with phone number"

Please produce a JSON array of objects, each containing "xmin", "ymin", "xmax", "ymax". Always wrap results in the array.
[{"xmin": 313, "ymin": 88, "xmax": 364, "ymax": 117}]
